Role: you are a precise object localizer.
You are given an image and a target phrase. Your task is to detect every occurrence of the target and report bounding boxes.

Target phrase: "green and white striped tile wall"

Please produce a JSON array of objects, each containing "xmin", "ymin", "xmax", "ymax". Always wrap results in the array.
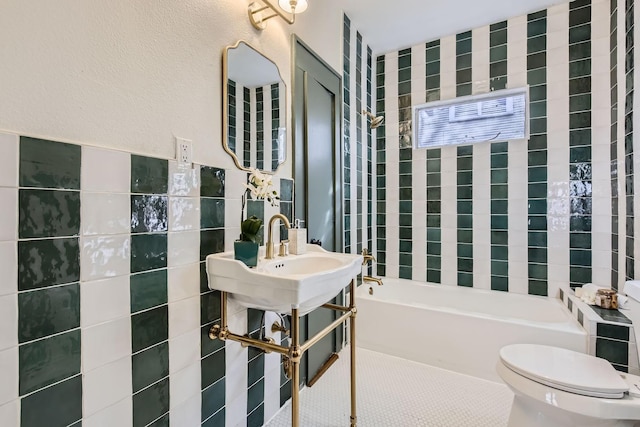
[
  {"xmin": 375, "ymin": 0, "xmax": 626, "ymax": 295},
  {"xmin": 625, "ymin": 0, "xmax": 635, "ymax": 282},
  {"xmin": 343, "ymin": 13, "xmax": 376, "ymax": 258},
  {"xmin": 228, "ymin": 82, "xmax": 285, "ymax": 171},
  {"xmin": 0, "ymin": 132, "xmax": 290, "ymax": 426},
  {"xmin": 611, "ymin": 0, "xmax": 620, "ymax": 289}
]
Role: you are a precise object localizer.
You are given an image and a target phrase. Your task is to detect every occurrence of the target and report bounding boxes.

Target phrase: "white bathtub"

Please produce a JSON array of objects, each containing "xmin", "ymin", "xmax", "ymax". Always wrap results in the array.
[{"xmin": 355, "ymin": 278, "xmax": 587, "ymax": 382}]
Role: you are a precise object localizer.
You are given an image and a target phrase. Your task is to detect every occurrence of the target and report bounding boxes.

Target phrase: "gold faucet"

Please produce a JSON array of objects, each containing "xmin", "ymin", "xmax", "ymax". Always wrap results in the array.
[
  {"xmin": 362, "ymin": 248, "xmax": 376, "ymax": 266},
  {"xmin": 363, "ymin": 276, "xmax": 383, "ymax": 286},
  {"xmin": 265, "ymin": 214, "xmax": 292, "ymax": 259}
]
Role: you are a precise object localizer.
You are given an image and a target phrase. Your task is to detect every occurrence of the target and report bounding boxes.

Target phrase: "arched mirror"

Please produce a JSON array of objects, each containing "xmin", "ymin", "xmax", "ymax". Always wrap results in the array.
[{"xmin": 222, "ymin": 41, "xmax": 286, "ymax": 173}]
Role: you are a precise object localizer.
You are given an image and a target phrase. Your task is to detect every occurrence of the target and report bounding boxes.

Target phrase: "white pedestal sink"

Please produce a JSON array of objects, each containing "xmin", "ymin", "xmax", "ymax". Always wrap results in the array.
[{"xmin": 206, "ymin": 244, "xmax": 363, "ymax": 315}]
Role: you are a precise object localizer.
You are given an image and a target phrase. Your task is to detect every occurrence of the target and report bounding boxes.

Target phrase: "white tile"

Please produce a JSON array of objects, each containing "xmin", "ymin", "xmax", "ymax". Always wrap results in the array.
[
  {"xmin": 167, "ymin": 231, "xmax": 200, "ymax": 267},
  {"xmin": 82, "ymin": 193, "xmax": 130, "ymax": 236},
  {"xmin": 169, "ymin": 296, "xmax": 200, "ymax": 339},
  {"xmin": 0, "ymin": 399, "xmax": 19, "ymax": 427},
  {"xmin": 167, "ymin": 263, "xmax": 200, "ymax": 303},
  {"xmin": 170, "ymin": 363, "xmax": 200, "ymax": 409},
  {"xmin": 81, "ymin": 276, "xmax": 130, "ymax": 328},
  {"xmin": 84, "ymin": 397, "xmax": 132, "ymax": 427},
  {"xmin": 0, "ymin": 189, "xmax": 17, "ymax": 241},
  {"xmin": 0, "ymin": 347, "xmax": 18, "ymax": 406},
  {"xmin": 170, "ymin": 392, "xmax": 200, "ymax": 427},
  {"xmin": 82, "ymin": 147, "xmax": 130, "ymax": 193},
  {"xmin": 169, "ymin": 329, "xmax": 200, "ymax": 375},
  {"xmin": 0, "ymin": 295, "xmax": 17, "ymax": 351},
  {"xmin": 81, "ymin": 235, "xmax": 130, "ymax": 281},
  {"xmin": 0, "ymin": 133, "xmax": 18, "ymax": 188},
  {"xmin": 0, "ymin": 242, "xmax": 16, "ymax": 297},
  {"xmin": 82, "ymin": 316, "xmax": 131, "ymax": 373},
  {"xmin": 225, "ymin": 393, "xmax": 248, "ymax": 427},
  {"xmin": 83, "ymin": 356, "xmax": 132, "ymax": 417},
  {"xmin": 169, "ymin": 197, "xmax": 200, "ymax": 232},
  {"xmin": 168, "ymin": 161, "xmax": 200, "ymax": 197}
]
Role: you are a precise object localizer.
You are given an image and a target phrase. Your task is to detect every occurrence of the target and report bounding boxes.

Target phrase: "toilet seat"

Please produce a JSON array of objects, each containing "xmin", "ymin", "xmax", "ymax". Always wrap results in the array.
[{"xmin": 500, "ymin": 344, "xmax": 629, "ymax": 398}]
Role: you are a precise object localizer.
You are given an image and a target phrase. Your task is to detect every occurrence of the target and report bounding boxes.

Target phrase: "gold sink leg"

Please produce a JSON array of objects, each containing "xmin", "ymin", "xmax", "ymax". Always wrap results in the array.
[
  {"xmin": 349, "ymin": 279, "xmax": 357, "ymax": 426},
  {"xmin": 290, "ymin": 308, "xmax": 301, "ymax": 427}
]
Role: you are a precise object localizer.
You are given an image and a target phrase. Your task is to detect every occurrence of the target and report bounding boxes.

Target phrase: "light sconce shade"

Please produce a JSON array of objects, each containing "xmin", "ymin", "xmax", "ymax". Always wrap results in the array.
[
  {"xmin": 362, "ymin": 110, "xmax": 384, "ymax": 129},
  {"xmin": 249, "ymin": 0, "xmax": 308, "ymax": 31}
]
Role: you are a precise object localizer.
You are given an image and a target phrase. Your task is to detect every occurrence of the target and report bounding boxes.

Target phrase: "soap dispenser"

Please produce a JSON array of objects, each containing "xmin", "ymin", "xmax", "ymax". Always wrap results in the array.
[{"xmin": 289, "ymin": 219, "xmax": 307, "ymax": 255}]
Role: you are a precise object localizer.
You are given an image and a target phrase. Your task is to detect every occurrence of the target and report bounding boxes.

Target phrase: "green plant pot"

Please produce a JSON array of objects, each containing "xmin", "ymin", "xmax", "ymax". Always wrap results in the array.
[{"xmin": 234, "ymin": 241, "xmax": 259, "ymax": 267}]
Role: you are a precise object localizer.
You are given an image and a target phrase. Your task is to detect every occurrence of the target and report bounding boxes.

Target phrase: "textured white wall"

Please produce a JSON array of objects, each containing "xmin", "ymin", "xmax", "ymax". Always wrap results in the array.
[{"xmin": 0, "ymin": 0, "xmax": 344, "ymax": 176}]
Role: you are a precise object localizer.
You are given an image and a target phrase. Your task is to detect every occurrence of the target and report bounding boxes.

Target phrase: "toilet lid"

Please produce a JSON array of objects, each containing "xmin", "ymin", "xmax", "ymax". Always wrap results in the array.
[{"xmin": 500, "ymin": 344, "xmax": 629, "ymax": 398}]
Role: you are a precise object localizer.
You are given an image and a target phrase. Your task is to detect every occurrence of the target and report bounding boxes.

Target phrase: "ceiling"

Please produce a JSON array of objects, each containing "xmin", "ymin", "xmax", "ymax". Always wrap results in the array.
[{"xmin": 341, "ymin": 0, "xmax": 570, "ymax": 54}]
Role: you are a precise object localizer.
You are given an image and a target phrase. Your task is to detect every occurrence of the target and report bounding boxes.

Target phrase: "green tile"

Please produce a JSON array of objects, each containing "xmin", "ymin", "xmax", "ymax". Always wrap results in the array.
[
  {"xmin": 280, "ymin": 179, "xmax": 293, "ymax": 202},
  {"xmin": 491, "ymin": 231, "xmax": 508, "ymax": 246},
  {"xmin": 426, "ymin": 242, "xmax": 441, "ymax": 256},
  {"xmin": 130, "ymin": 270, "xmax": 168, "ymax": 314},
  {"xmin": 200, "ymin": 229, "xmax": 225, "ymax": 261},
  {"xmin": 527, "ymin": 35, "xmax": 547, "ymax": 54},
  {"xmin": 491, "ymin": 245, "xmax": 508, "ymax": 261},
  {"xmin": 18, "ymin": 284, "xmax": 80, "ymax": 343},
  {"xmin": 457, "ymin": 243, "xmax": 473, "ymax": 258},
  {"xmin": 132, "ymin": 342, "xmax": 169, "ymax": 393},
  {"xmin": 457, "ymin": 215, "xmax": 473, "ymax": 229},
  {"xmin": 528, "ymin": 150, "xmax": 547, "ymax": 167},
  {"xmin": 491, "ymin": 215, "xmax": 508, "ymax": 230},
  {"xmin": 248, "ymin": 404, "xmax": 264, "ymax": 427},
  {"xmin": 131, "ymin": 305, "xmax": 168, "ymax": 353},
  {"xmin": 491, "ymin": 200, "xmax": 508, "ymax": 214},
  {"xmin": 597, "ymin": 324, "xmax": 630, "ymax": 341},
  {"xmin": 570, "ymin": 93, "xmax": 592, "ymax": 112},
  {"xmin": 19, "ymin": 190, "xmax": 80, "ymax": 239},
  {"xmin": 426, "ymin": 228, "xmax": 441, "ymax": 242},
  {"xmin": 569, "ymin": 59, "xmax": 592, "ymax": 78},
  {"xmin": 201, "ymin": 291, "xmax": 222, "ymax": 328},
  {"xmin": 528, "ymin": 280, "xmax": 548, "ymax": 296},
  {"xmin": 491, "ymin": 260, "xmax": 509, "ymax": 276},
  {"xmin": 457, "ymin": 201, "xmax": 472, "ymax": 214},
  {"xmin": 133, "ymin": 377, "xmax": 169, "ymax": 427},
  {"xmin": 202, "ymin": 379, "xmax": 226, "ymax": 421},
  {"xmin": 491, "ymin": 184, "xmax": 508, "ymax": 199},
  {"xmin": 427, "ymin": 256, "xmax": 441, "ymax": 269},
  {"xmin": 528, "ymin": 247, "xmax": 547, "ymax": 264},
  {"xmin": 18, "ymin": 238, "xmax": 80, "ymax": 291},
  {"xmin": 19, "ymin": 137, "xmax": 81, "ymax": 190},
  {"xmin": 528, "ymin": 263, "xmax": 548, "ymax": 280},
  {"xmin": 490, "ymin": 61, "xmax": 507, "ymax": 78},
  {"xmin": 527, "ymin": 52, "xmax": 546, "ymax": 70},
  {"xmin": 527, "ymin": 68, "xmax": 547, "ymax": 86},
  {"xmin": 147, "ymin": 413, "xmax": 169, "ymax": 427},
  {"xmin": 426, "ymin": 269, "xmax": 441, "ymax": 283},
  {"xmin": 491, "ymin": 153, "xmax": 508, "ymax": 168},
  {"xmin": 130, "ymin": 233, "xmax": 167, "ymax": 274},
  {"xmin": 528, "ymin": 135, "xmax": 547, "ymax": 151},
  {"xmin": 569, "ymin": 41, "xmax": 591, "ymax": 61},
  {"xmin": 528, "ymin": 199, "xmax": 547, "ymax": 214},
  {"xmin": 527, "ymin": 18, "xmax": 547, "ymax": 38},
  {"xmin": 399, "ymin": 253, "xmax": 412, "ymax": 267},
  {"xmin": 201, "ymin": 323, "xmax": 225, "ymax": 358},
  {"xmin": 131, "ymin": 195, "xmax": 168, "ymax": 233},
  {"xmin": 19, "ymin": 330, "xmax": 81, "ymax": 395},
  {"xmin": 530, "ymin": 101, "xmax": 547, "ymax": 118},
  {"xmin": 457, "ymin": 171, "xmax": 473, "ymax": 185},
  {"xmin": 248, "ymin": 355, "xmax": 265, "ymax": 386},
  {"xmin": 20, "ymin": 375, "xmax": 82, "ymax": 427},
  {"xmin": 491, "ymin": 169, "xmax": 508, "ymax": 184},
  {"xmin": 529, "ymin": 84, "xmax": 547, "ymax": 102},
  {"xmin": 426, "ymin": 159, "xmax": 441, "ymax": 173},
  {"xmin": 570, "ymin": 233, "xmax": 592, "ymax": 249},
  {"xmin": 491, "ymin": 276, "xmax": 509, "ymax": 292},
  {"xmin": 570, "ymin": 265, "xmax": 591, "ymax": 284},
  {"xmin": 457, "ymin": 272, "xmax": 473, "ymax": 287},
  {"xmin": 528, "ymin": 215, "xmax": 547, "ymax": 230},
  {"xmin": 202, "ymin": 348, "xmax": 226, "ymax": 389},
  {"xmin": 528, "ymin": 231, "xmax": 548, "ymax": 247},
  {"xmin": 570, "ymin": 146, "xmax": 591, "ymax": 163},
  {"xmin": 596, "ymin": 338, "xmax": 628, "ymax": 366},
  {"xmin": 570, "ymin": 249, "xmax": 592, "ymax": 266},
  {"xmin": 201, "ymin": 198, "xmax": 225, "ymax": 230},
  {"xmin": 490, "ymin": 45, "xmax": 508, "ymax": 62},
  {"xmin": 131, "ymin": 155, "xmax": 168, "ymax": 194},
  {"xmin": 202, "ymin": 409, "xmax": 225, "ymax": 427},
  {"xmin": 528, "ymin": 166, "xmax": 547, "ymax": 183}
]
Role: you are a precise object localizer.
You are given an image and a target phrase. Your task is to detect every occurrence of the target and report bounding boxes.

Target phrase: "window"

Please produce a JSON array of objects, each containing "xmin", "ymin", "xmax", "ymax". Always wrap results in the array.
[{"xmin": 413, "ymin": 87, "xmax": 528, "ymax": 149}]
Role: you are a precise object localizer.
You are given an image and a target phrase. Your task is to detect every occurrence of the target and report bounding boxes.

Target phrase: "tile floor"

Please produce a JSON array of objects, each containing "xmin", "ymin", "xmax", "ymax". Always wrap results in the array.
[{"xmin": 266, "ymin": 347, "xmax": 513, "ymax": 427}]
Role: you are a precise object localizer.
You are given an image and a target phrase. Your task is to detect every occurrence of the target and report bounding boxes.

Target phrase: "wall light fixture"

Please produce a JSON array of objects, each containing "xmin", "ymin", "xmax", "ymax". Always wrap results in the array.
[{"xmin": 248, "ymin": 0, "xmax": 308, "ymax": 30}]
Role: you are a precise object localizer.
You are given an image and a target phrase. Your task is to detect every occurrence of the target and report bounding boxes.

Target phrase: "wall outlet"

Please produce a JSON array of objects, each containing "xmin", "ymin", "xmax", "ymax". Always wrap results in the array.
[{"xmin": 175, "ymin": 137, "xmax": 192, "ymax": 166}]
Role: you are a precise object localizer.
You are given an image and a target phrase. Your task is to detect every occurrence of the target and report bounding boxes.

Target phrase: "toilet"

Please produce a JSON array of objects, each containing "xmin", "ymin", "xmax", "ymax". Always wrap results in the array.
[{"xmin": 497, "ymin": 344, "xmax": 640, "ymax": 427}]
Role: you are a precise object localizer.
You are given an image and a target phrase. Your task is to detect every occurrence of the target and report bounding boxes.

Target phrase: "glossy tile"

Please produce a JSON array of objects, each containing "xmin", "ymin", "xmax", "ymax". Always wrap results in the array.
[
  {"xmin": 131, "ymin": 305, "xmax": 168, "ymax": 353},
  {"xmin": 130, "ymin": 233, "xmax": 167, "ymax": 273},
  {"xmin": 167, "ymin": 263, "xmax": 200, "ymax": 303},
  {"xmin": 169, "ymin": 296, "xmax": 200, "ymax": 339},
  {"xmin": 20, "ymin": 375, "xmax": 82, "ymax": 427},
  {"xmin": 168, "ymin": 161, "xmax": 200, "ymax": 197},
  {"xmin": 280, "ymin": 179, "xmax": 293, "ymax": 202},
  {"xmin": 131, "ymin": 195, "xmax": 168, "ymax": 233},
  {"xmin": 0, "ymin": 347, "xmax": 18, "ymax": 406},
  {"xmin": 132, "ymin": 377, "xmax": 169, "ymax": 427},
  {"xmin": 82, "ymin": 316, "xmax": 131, "ymax": 373},
  {"xmin": 200, "ymin": 167, "xmax": 225, "ymax": 198},
  {"xmin": 18, "ymin": 283, "xmax": 80, "ymax": 343},
  {"xmin": 169, "ymin": 197, "xmax": 199, "ymax": 232},
  {"xmin": 18, "ymin": 238, "xmax": 80, "ymax": 291},
  {"xmin": 82, "ymin": 146, "xmax": 130, "ymax": 193},
  {"xmin": 130, "ymin": 269, "xmax": 168, "ymax": 313},
  {"xmin": 200, "ymin": 229, "xmax": 225, "ymax": 261},
  {"xmin": 131, "ymin": 155, "xmax": 168, "ymax": 195},
  {"xmin": 0, "ymin": 242, "xmax": 17, "ymax": 297},
  {"xmin": 0, "ymin": 188, "xmax": 17, "ymax": 241},
  {"xmin": 0, "ymin": 399, "xmax": 19, "ymax": 427},
  {"xmin": 168, "ymin": 231, "xmax": 200, "ymax": 267},
  {"xmin": 0, "ymin": 132, "xmax": 18, "ymax": 188},
  {"xmin": 19, "ymin": 137, "xmax": 81, "ymax": 190},
  {"xmin": 82, "ymin": 193, "xmax": 130, "ymax": 236},
  {"xmin": 200, "ymin": 291, "xmax": 221, "ymax": 326},
  {"xmin": 0, "ymin": 294, "xmax": 17, "ymax": 352},
  {"xmin": 18, "ymin": 329, "xmax": 81, "ymax": 395},
  {"xmin": 248, "ymin": 378, "xmax": 265, "ymax": 414},
  {"xmin": 169, "ymin": 363, "xmax": 200, "ymax": 409},
  {"xmin": 132, "ymin": 342, "xmax": 169, "ymax": 393},
  {"xmin": 18, "ymin": 189, "xmax": 80, "ymax": 239},
  {"xmin": 81, "ymin": 275, "xmax": 130, "ymax": 328},
  {"xmin": 170, "ymin": 391, "xmax": 200, "ymax": 427},
  {"xmin": 83, "ymin": 397, "xmax": 132, "ymax": 427},
  {"xmin": 83, "ymin": 356, "xmax": 132, "ymax": 417},
  {"xmin": 202, "ymin": 408, "xmax": 225, "ymax": 427},
  {"xmin": 202, "ymin": 378, "xmax": 225, "ymax": 422},
  {"xmin": 200, "ymin": 198, "xmax": 225, "ymax": 230},
  {"xmin": 81, "ymin": 235, "xmax": 130, "ymax": 281}
]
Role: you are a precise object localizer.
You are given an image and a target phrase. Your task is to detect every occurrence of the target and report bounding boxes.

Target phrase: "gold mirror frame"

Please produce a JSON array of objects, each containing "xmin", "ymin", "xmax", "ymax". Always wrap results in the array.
[{"xmin": 222, "ymin": 40, "xmax": 287, "ymax": 174}]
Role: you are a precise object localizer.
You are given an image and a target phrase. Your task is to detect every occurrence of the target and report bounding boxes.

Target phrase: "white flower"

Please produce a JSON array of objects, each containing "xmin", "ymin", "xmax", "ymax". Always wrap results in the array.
[{"xmin": 244, "ymin": 168, "xmax": 280, "ymax": 207}]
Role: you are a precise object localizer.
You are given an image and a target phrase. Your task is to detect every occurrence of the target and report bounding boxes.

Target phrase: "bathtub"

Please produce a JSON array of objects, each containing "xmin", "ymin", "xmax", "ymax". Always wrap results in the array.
[{"xmin": 355, "ymin": 278, "xmax": 587, "ymax": 383}]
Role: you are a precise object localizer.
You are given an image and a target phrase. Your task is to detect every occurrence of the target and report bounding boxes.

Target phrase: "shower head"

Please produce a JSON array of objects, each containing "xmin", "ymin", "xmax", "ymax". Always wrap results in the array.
[{"xmin": 362, "ymin": 110, "xmax": 384, "ymax": 129}]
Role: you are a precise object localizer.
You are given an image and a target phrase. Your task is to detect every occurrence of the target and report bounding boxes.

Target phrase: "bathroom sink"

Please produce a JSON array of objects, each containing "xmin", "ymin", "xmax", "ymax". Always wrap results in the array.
[{"xmin": 206, "ymin": 245, "xmax": 363, "ymax": 314}]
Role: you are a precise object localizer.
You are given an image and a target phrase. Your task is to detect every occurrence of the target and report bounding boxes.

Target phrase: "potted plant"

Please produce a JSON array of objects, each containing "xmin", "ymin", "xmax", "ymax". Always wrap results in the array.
[{"xmin": 234, "ymin": 169, "xmax": 279, "ymax": 267}]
